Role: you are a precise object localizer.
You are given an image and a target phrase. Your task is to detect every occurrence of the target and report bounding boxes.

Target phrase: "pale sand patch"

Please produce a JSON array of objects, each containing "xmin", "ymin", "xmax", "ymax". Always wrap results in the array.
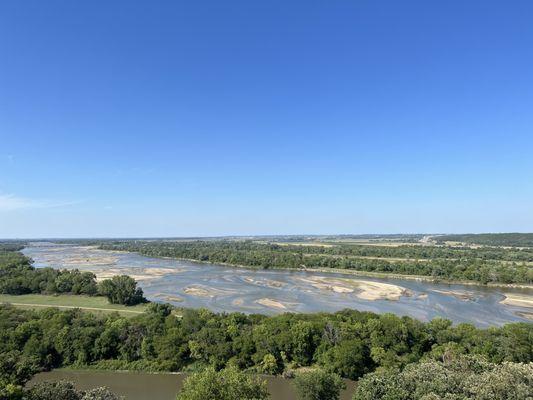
[
  {"xmin": 417, "ymin": 293, "xmax": 428, "ymax": 300},
  {"xmin": 515, "ymin": 311, "xmax": 533, "ymax": 320},
  {"xmin": 430, "ymin": 289, "xmax": 475, "ymax": 301},
  {"xmin": 183, "ymin": 285, "xmax": 237, "ymax": 298},
  {"xmin": 500, "ymin": 293, "xmax": 533, "ymax": 308},
  {"xmin": 162, "ymin": 296, "xmax": 184, "ymax": 303},
  {"xmin": 95, "ymin": 267, "xmax": 181, "ymax": 281},
  {"xmin": 184, "ymin": 287, "xmax": 213, "ymax": 297},
  {"xmin": 296, "ymin": 276, "xmax": 409, "ymax": 301},
  {"xmin": 232, "ymin": 298, "xmax": 244, "ymax": 306},
  {"xmin": 243, "ymin": 277, "xmax": 286, "ymax": 288},
  {"xmin": 61, "ymin": 256, "xmax": 119, "ymax": 266},
  {"xmin": 256, "ymin": 298, "xmax": 287, "ymax": 310}
]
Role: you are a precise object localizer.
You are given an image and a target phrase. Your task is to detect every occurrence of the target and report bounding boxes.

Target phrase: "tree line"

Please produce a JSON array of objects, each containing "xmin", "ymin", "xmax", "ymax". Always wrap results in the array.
[
  {"xmin": 97, "ymin": 240, "xmax": 533, "ymax": 284},
  {"xmin": 0, "ymin": 249, "xmax": 146, "ymax": 306},
  {"xmin": 435, "ymin": 233, "xmax": 533, "ymax": 247}
]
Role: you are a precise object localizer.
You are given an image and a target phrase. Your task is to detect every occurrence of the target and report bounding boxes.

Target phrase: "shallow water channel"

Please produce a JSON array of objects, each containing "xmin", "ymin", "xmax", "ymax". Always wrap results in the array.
[{"xmin": 22, "ymin": 243, "xmax": 533, "ymax": 326}]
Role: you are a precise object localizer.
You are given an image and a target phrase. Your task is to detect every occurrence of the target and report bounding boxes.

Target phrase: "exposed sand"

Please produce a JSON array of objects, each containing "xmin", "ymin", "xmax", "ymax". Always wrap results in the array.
[
  {"xmin": 184, "ymin": 287, "xmax": 213, "ymax": 297},
  {"xmin": 60, "ymin": 256, "xmax": 119, "ymax": 266},
  {"xmin": 430, "ymin": 289, "xmax": 475, "ymax": 301},
  {"xmin": 95, "ymin": 267, "xmax": 180, "ymax": 281},
  {"xmin": 296, "ymin": 276, "xmax": 409, "ymax": 301},
  {"xmin": 244, "ymin": 277, "xmax": 286, "ymax": 288},
  {"xmin": 417, "ymin": 293, "xmax": 428, "ymax": 300},
  {"xmin": 232, "ymin": 298, "xmax": 244, "ymax": 306},
  {"xmin": 515, "ymin": 311, "xmax": 533, "ymax": 320},
  {"xmin": 256, "ymin": 298, "xmax": 287, "ymax": 310},
  {"xmin": 500, "ymin": 293, "xmax": 533, "ymax": 308},
  {"xmin": 153, "ymin": 293, "xmax": 184, "ymax": 303}
]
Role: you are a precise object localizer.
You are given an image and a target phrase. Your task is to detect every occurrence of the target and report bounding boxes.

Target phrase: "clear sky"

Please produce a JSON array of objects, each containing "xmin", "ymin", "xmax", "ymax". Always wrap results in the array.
[{"xmin": 1, "ymin": 1, "xmax": 532, "ymax": 238}]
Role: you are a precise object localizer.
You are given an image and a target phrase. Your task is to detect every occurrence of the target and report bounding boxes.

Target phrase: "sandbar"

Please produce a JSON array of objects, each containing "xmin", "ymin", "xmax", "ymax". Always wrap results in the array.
[
  {"xmin": 430, "ymin": 289, "xmax": 475, "ymax": 301},
  {"xmin": 500, "ymin": 293, "xmax": 533, "ymax": 308},
  {"xmin": 255, "ymin": 298, "xmax": 287, "ymax": 310},
  {"xmin": 296, "ymin": 276, "xmax": 409, "ymax": 301}
]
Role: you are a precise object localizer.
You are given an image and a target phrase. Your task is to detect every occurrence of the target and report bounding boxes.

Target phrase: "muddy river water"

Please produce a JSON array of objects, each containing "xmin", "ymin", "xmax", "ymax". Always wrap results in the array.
[
  {"xmin": 22, "ymin": 243, "xmax": 533, "ymax": 326},
  {"xmin": 30, "ymin": 370, "xmax": 356, "ymax": 400}
]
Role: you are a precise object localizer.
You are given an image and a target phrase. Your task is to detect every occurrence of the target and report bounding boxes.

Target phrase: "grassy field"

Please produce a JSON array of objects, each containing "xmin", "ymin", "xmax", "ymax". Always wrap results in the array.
[{"xmin": 0, "ymin": 294, "xmax": 148, "ymax": 316}]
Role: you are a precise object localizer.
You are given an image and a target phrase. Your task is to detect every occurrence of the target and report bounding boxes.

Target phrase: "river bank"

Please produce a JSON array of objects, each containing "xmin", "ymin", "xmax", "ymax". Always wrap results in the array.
[{"xmin": 102, "ymin": 247, "xmax": 533, "ymax": 290}]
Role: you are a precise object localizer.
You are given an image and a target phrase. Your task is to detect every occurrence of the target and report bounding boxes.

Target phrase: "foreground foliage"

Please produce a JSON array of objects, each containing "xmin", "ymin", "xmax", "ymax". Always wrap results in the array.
[
  {"xmin": 353, "ymin": 355, "xmax": 533, "ymax": 400},
  {"xmin": 176, "ymin": 367, "xmax": 269, "ymax": 400},
  {"xmin": 26, "ymin": 380, "xmax": 120, "ymax": 400},
  {"xmin": 0, "ymin": 304, "xmax": 531, "ymax": 382},
  {"xmin": 292, "ymin": 370, "xmax": 345, "ymax": 400}
]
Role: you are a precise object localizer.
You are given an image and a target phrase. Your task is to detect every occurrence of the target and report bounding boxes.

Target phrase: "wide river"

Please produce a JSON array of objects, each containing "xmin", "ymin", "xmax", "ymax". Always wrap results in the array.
[{"xmin": 23, "ymin": 243, "xmax": 533, "ymax": 326}]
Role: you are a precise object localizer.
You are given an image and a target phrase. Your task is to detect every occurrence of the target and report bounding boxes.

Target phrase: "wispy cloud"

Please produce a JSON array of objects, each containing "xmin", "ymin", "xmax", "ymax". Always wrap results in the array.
[{"xmin": 0, "ymin": 194, "xmax": 81, "ymax": 212}]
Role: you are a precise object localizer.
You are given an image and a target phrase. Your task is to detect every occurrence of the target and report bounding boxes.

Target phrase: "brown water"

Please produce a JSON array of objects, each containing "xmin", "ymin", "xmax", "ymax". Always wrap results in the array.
[{"xmin": 29, "ymin": 370, "xmax": 357, "ymax": 400}]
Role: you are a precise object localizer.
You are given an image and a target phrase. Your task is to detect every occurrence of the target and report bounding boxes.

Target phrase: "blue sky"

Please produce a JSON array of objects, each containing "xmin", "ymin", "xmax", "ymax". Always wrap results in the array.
[{"xmin": 1, "ymin": 1, "xmax": 532, "ymax": 238}]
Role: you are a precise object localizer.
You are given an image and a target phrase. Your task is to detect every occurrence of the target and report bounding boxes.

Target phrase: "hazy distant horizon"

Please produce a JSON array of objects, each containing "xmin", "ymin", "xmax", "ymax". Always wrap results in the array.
[{"xmin": 2, "ymin": 232, "xmax": 532, "ymax": 241}]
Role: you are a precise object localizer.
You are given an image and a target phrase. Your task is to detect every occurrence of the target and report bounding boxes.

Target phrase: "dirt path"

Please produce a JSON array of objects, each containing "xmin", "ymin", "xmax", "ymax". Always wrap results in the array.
[{"xmin": 7, "ymin": 302, "xmax": 145, "ymax": 314}]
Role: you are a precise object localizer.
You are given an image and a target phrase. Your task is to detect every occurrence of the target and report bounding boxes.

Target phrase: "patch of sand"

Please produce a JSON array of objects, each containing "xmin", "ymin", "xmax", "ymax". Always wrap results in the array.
[
  {"xmin": 500, "ymin": 293, "xmax": 533, "ymax": 308},
  {"xmin": 255, "ymin": 298, "xmax": 287, "ymax": 310},
  {"xmin": 153, "ymin": 293, "xmax": 184, "ymax": 303},
  {"xmin": 232, "ymin": 298, "xmax": 244, "ymax": 306},
  {"xmin": 95, "ymin": 267, "xmax": 180, "ymax": 281},
  {"xmin": 515, "ymin": 311, "xmax": 533, "ymax": 320},
  {"xmin": 243, "ymin": 277, "xmax": 286, "ymax": 288},
  {"xmin": 430, "ymin": 289, "xmax": 475, "ymax": 301},
  {"xmin": 184, "ymin": 287, "xmax": 213, "ymax": 297},
  {"xmin": 296, "ymin": 276, "xmax": 409, "ymax": 301},
  {"xmin": 61, "ymin": 256, "xmax": 119, "ymax": 266}
]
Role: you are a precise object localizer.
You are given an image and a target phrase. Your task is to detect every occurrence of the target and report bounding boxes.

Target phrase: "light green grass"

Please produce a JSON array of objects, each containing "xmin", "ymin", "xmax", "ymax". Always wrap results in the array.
[{"xmin": 0, "ymin": 294, "xmax": 148, "ymax": 316}]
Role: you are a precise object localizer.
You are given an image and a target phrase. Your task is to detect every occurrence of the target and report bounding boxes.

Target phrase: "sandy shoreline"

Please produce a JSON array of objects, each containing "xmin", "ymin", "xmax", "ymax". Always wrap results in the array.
[
  {"xmin": 430, "ymin": 289, "xmax": 476, "ymax": 301},
  {"xmin": 500, "ymin": 293, "xmax": 533, "ymax": 308},
  {"xmin": 256, "ymin": 298, "xmax": 287, "ymax": 310},
  {"xmin": 48, "ymin": 246, "xmax": 533, "ymax": 291},
  {"xmin": 94, "ymin": 267, "xmax": 181, "ymax": 281},
  {"xmin": 144, "ymin": 253, "xmax": 533, "ymax": 290},
  {"xmin": 295, "ymin": 276, "xmax": 410, "ymax": 301}
]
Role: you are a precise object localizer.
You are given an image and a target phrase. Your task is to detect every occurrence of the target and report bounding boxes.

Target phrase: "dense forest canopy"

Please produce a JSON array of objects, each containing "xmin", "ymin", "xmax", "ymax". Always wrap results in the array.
[
  {"xmin": 95, "ymin": 240, "xmax": 533, "ymax": 284},
  {"xmin": 0, "ymin": 305, "xmax": 532, "ymax": 393}
]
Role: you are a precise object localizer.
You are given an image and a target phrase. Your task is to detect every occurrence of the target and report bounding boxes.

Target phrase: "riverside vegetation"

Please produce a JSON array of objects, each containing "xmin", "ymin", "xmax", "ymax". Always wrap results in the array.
[
  {"xmin": 0, "ymin": 244, "xmax": 146, "ymax": 306},
  {"xmin": 1, "ymin": 245, "xmax": 532, "ymax": 399},
  {"xmin": 96, "ymin": 240, "xmax": 533, "ymax": 284}
]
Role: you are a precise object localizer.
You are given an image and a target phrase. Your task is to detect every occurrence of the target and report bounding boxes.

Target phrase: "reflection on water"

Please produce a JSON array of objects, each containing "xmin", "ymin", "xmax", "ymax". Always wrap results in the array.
[
  {"xmin": 22, "ymin": 243, "xmax": 533, "ymax": 326},
  {"xmin": 29, "ymin": 370, "xmax": 357, "ymax": 400}
]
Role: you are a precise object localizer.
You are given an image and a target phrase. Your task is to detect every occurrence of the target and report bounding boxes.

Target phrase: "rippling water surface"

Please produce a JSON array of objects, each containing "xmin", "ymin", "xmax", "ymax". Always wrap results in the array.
[{"xmin": 22, "ymin": 243, "xmax": 533, "ymax": 326}]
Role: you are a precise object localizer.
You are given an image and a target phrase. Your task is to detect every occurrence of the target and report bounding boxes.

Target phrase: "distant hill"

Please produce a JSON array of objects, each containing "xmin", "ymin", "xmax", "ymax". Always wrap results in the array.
[{"xmin": 436, "ymin": 233, "xmax": 533, "ymax": 247}]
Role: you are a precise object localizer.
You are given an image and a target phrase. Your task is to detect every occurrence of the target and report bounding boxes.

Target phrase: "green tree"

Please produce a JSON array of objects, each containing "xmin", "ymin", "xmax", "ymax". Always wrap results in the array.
[
  {"xmin": 26, "ymin": 380, "xmax": 81, "ymax": 400},
  {"xmin": 293, "ymin": 369, "xmax": 345, "ymax": 400},
  {"xmin": 318, "ymin": 339, "xmax": 371, "ymax": 380},
  {"xmin": 176, "ymin": 367, "xmax": 269, "ymax": 400},
  {"xmin": 352, "ymin": 356, "xmax": 533, "ymax": 400},
  {"xmin": 81, "ymin": 387, "xmax": 122, "ymax": 400},
  {"xmin": 98, "ymin": 275, "xmax": 146, "ymax": 305}
]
